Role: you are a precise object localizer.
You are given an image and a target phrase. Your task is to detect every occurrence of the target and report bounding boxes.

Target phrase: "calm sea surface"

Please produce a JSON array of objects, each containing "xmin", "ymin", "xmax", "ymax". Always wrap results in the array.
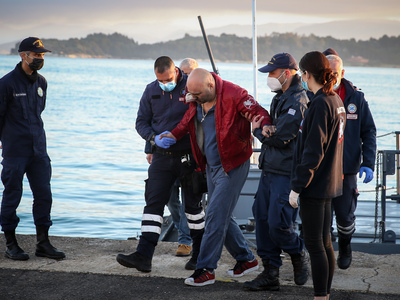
[{"xmin": 0, "ymin": 55, "xmax": 399, "ymax": 239}]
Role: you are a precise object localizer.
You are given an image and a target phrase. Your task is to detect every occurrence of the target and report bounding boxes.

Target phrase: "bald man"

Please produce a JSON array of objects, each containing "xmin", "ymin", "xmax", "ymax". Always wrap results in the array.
[{"xmin": 160, "ymin": 68, "xmax": 272, "ymax": 287}]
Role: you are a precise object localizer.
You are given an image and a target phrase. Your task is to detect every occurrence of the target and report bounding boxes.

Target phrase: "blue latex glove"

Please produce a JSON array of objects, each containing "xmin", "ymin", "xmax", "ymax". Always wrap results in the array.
[
  {"xmin": 155, "ymin": 131, "xmax": 176, "ymax": 149},
  {"xmin": 359, "ymin": 166, "xmax": 373, "ymax": 183}
]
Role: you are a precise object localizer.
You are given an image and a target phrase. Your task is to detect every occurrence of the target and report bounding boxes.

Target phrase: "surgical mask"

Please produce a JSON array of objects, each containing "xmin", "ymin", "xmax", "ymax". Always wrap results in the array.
[
  {"xmin": 25, "ymin": 56, "xmax": 44, "ymax": 71},
  {"xmin": 267, "ymin": 71, "xmax": 286, "ymax": 92},
  {"xmin": 159, "ymin": 81, "xmax": 176, "ymax": 92},
  {"xmin": 333, "ymin": 78, "xmax": 341, "ymax": 90},
  {"xmin": 300, "ymin": 74, "xmax": 309, "ymax": 91}
]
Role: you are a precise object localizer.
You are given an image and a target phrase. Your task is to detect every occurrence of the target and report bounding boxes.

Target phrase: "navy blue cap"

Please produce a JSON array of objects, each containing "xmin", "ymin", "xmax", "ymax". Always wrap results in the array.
[
  {"xmin": 18, "ymin": 37, "xmax": 51, "ymax": 53},
  {"xmin": 259, "ymin": 53, "xmax": 298, "ymax": 73},
  {"xmin": 322, "ymin": 48, "xmax": 339, "ymax": 56}
]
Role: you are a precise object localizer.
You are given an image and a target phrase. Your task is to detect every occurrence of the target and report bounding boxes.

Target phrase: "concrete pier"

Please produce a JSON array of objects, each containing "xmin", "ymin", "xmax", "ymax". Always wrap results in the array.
[{"xmin": 0, "ymin": 235, "xmax": 399, "ymax": 299}]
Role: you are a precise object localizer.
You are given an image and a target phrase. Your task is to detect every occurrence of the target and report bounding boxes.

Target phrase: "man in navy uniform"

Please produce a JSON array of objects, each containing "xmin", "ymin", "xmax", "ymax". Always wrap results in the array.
[
  {"xmin": 0, "ymin": 37, "xmax": 65, "ymax": 260},
  {"xmin": 325, "ymin": 51, "xmax": 376, "ymax": 269},
  {"xmin": 116, "ymin": 56, "xmax": 204, "ymax": 272}
]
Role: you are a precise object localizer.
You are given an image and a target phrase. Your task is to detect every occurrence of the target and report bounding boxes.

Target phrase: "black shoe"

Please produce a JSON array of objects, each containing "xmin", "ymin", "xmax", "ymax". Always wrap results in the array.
[
  {"xmin": 5, "ymin": 244, "xmax": 29, "ymax": 261},
  {"xmin": 185, "ymin": 256, "xmax": 197, "ymax": 270},
  {"xmin": 35, "ymin": 225, "xmax": 65, "ymax": 259},
  {"xmin": 243, "ymin": 264, "xmax": 279, "ymax": 291},
  {"xmin": 290, "ymin": 250, "xmax": 309, "ymax": 285},
  {"xmin": 337, "ymin": 237, "xmax": 352, "ymax": 269},
  {"xmin": 116, "ymin": 251, "xmax": 151, "ymax": 272},
  {"xmin": 35, "ymin": 241, "xmax": 66, "ymax": 259},
  {"xmin": 4, "ymin": 230, "xmax": 30, "ymax": 260}
]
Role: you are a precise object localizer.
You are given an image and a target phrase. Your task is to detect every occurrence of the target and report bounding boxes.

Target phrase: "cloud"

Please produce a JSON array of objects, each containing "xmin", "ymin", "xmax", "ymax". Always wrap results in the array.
[{"xmin": 0, "ymin": 0, "xmax": 398, "ymax": 44}]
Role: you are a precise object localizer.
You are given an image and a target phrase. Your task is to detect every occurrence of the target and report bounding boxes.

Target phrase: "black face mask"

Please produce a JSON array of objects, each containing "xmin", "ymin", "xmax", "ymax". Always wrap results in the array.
[{"xmin": 26, "ymin": 57, "xmax": 44, "ymax": 71}]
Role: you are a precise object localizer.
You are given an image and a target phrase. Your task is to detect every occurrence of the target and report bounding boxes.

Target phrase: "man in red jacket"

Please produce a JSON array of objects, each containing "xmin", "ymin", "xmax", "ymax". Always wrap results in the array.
[{"xmin": 159, "ymin": 68, "xmax": 272, "ymax": 286}]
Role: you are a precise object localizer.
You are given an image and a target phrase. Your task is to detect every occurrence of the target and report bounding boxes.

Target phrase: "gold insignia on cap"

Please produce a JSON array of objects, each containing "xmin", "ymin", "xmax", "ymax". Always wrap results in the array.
[{"xmin": 33, "ymin": 39, "xmax": 44, "ymax": 48}]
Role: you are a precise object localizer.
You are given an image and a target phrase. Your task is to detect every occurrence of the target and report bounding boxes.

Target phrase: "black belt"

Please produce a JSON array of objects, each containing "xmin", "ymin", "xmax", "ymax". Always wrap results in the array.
[{"xmin": 155, "ymin": 147, "xmax": 191, "ymax": 157}]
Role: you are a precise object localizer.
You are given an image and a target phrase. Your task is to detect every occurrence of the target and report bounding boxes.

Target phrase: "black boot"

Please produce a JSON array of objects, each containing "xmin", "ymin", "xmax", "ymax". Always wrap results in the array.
[
  {"xmin": 337, "ymin": 236, "xmax": 352, "ymax": 269},
  {"xmin": 290, "ymin": 250, "xmax": 309, "ymax": 285},
  {"xmin": 116, "ymin": 251, "xmax": 152, "ymax": 272},
  {"xmin": 4, "ymin": 231, "xmax": 29, "ymax": 260},
  {"xmin": 35, "ymin": 226, "xmax": 65, "ymax": 259},
  {"xmin": 185, "ymin": 228, "xmax": 203, "ymax": 270},
  {"xmin": 243, "ymin": 259, "xmax": 280, "ymax": 291}
]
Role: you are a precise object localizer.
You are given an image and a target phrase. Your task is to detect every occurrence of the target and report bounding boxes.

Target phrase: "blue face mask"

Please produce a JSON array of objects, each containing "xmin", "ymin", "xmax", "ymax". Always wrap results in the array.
[
  {"xmin": 159, "ymin": 81, "xmax": 176, "ymax": 92},
  {"xmin": 300, "ymin": 74, "xmax": 309, "ymax": 91}
]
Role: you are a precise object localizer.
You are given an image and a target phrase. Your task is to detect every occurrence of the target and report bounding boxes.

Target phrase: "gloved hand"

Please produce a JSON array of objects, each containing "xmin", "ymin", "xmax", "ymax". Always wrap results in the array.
[
  {"xmin": 155, "ymin": 131, "xmax": 176, "ymax": 149},
  {"xmin": 359, "ymin": 166, "xmax": 373, "ymax": 183},
  {"xmin": 289, "ymin": 190, "xmax": 299, "ymax": 208}
]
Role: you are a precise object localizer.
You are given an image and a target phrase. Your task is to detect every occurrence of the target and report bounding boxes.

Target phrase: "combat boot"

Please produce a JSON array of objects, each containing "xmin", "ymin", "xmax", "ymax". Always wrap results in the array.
[
  {"xmin": 186, "ymin": 228, "xmax": 203, "ymax": 270},
  {"xmin": 243, "ymin": 259, "xmax": 279, "ymax": 291},
  {"xmin": 4, "ymin": 230, "xmax": 29, "ymax": 260},
  {"xmin": 116, "ymin": 251, "xmax": 152, "ymax": 272},
  {"xmin": 35, "ymin": 226, "xmax": 66, "ymax": 259},
  {"xmin": 337, "ymin": 236, "xmax": 352, "ymax": 269},
  {"xmin": 289, "ymin": 249, "xmax": 309, "ymax": 285}
]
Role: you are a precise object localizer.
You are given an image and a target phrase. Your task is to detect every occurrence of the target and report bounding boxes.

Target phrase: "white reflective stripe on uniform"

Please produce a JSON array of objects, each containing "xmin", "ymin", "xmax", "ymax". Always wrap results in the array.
[
  {"xmin": 141, "ymin": 225, "xmax": 162, "ymax": 234},
  {"xmin": 337, "ymin": 222, "xmax": 355, "ymax": 231},
  {"xmin": 185, "ymin": 211, "xmax": 205, "ymax": 221},
  {"xmin": 142, "ymin": 213, "xmax": 163, "ymax": 224},
  {"xmin": 188, "ymin": 221, "xmax": 205, "ymax": 230}
]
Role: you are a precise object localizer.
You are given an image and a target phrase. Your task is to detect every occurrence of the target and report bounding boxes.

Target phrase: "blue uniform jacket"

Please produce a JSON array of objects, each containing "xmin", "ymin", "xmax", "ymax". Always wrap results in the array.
[
  {"xmin": 135, "ymin": 67, "xmax": 191, "ymax": 152},
  {"xmin": 341, "ymin": 78, "xmax": 376, "ymax": 174},
  {"xmin": 253, "ymin": 74, "xmax": 309, "ymax": 176},
  {"xmin": 0, "ymin": 63, "xmax": 48, "ymax": 158}
]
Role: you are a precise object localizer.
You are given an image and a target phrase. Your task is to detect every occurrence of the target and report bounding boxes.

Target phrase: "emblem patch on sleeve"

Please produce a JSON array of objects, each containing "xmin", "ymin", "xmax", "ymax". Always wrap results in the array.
[{"xmin": 243, "ymin": 97, "xmax": 256, "ymax": 109}]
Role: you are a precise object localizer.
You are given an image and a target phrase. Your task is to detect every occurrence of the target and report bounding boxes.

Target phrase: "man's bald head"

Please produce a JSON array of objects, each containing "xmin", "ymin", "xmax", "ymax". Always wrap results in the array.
[{"xmin": 187, "ymin": 68, "xmax": 216, "ymax": 104}]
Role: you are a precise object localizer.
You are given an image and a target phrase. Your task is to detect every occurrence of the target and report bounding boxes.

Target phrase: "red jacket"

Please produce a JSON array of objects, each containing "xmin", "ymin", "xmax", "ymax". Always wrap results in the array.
[{"xmin": 171, "ymin": 73, "xmax": 272, "ymax": 173}]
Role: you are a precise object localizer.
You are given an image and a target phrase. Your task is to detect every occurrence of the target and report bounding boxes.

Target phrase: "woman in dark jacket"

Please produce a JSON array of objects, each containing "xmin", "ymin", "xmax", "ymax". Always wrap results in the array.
[{"xmin": 289, "ymin": 51, "xmax": 346, "ymax": 300}]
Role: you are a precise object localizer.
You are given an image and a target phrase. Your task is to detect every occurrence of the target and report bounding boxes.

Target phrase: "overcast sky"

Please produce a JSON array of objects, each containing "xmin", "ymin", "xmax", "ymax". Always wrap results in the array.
[{"xmin": 0, "ymin": 0, "xmax": 399, "ymax": 45}]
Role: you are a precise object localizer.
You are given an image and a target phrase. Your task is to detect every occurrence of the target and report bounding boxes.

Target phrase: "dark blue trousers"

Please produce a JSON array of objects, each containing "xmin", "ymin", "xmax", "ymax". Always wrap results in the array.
[
  {"xmin": 0, "ymin": 156, "xmax": 53, "ymax": 232},
  {"xmin": 137, "ymin": 152, "xmax": 203, "ymax": 258},
  {"xmin": 332, "ymin": 174, "xmax": 358, "ymax": 238},
  {"xmin": 253, "ymin": 171, "xmax": 304, "ymax": 267}
]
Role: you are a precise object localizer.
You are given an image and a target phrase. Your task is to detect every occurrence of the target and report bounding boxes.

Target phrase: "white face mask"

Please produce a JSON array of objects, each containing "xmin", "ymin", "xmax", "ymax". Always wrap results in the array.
[{"xmin": 267, "ymin": 71, "xmax": 287, "ymax": 92}]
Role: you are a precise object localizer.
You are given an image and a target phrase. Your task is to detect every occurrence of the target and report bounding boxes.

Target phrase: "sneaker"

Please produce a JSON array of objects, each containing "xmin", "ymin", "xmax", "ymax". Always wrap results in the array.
[
  {"xmin": 227, "ymin": 258, "xmax": 259, "ymax": 277},
  {"xmin": 184, "ymin": 269, "xmax": 215, "ymax": 286},
  {"xmin": 176, "ymin": 244, "xmax": 192, "ymax": 256},
  {"xmin": 185, "ymin": 256, "xmax": 197, "ymax": 270},
  {"xmin": 116, "ymin": 251, "xmax": 151, "ymax": 272}
]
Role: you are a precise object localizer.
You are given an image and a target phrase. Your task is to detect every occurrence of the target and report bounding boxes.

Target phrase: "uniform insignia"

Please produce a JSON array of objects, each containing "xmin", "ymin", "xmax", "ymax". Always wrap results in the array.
[
  {"xmin": 338, "ymin": 115, "xmax": 345, "ymax": 144},
  {"xmin": 180, "ymin": 88, "xmax": 186, "ymax": 96},
  {"xmin": 37, "ymin": 87, "xmax": 43, "ymax": 97},
  {"xmin": 347, "ymin": 103, "xmax": 357, "ymax": 114},
  {"xmin": 243, "ymin": 96, "xmax": 256, "ymax": 109},
  {"xmin": 33, "ymin": 39, "xmax": 44, "ymax": 48}
]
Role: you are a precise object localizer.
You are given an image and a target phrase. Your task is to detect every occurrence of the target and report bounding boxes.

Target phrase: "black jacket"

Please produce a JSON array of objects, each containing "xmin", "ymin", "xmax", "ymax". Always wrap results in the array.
[
  {"xmin": 0, "ymin": 63, "xmax": 48, "ymax": 157},
  {"xmin": 291, "ymin": 88, "xmax": 346, "ymax": 198},
  {"xmin": 253, "ymin": 74, "xmax": 309, "ymax": 176}
]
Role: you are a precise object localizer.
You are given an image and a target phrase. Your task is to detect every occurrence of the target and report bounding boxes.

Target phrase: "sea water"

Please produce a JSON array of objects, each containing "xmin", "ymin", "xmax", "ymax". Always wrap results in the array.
[{"xmin": 0, "ymin": 55, "xmax": 399, "ymax": 239}]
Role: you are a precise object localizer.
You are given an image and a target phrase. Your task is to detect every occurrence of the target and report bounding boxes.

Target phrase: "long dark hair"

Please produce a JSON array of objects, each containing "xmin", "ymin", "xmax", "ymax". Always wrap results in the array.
[{"xmin": 299, "ymin": 51, "xmax": 337, "ymax": 95}]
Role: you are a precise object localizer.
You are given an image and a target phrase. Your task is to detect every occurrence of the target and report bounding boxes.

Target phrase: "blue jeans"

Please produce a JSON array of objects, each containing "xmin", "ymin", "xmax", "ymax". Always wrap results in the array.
[
  {"xmin": 167, "ymin": 179, "xmax": 192, "ymax": 245},
  {"xmin": 253, "ymin": 171, "xmax": 304, "ymax": 267},
  {"xmin": 196, "ymin": 160, "xmax": 255, "ymax": 270}
]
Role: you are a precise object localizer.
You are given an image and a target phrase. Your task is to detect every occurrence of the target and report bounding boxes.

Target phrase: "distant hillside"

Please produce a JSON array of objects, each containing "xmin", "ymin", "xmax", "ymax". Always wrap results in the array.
[{"xmin": 8, "ymin": 32, "xmax": 400, "ymax": 67}]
